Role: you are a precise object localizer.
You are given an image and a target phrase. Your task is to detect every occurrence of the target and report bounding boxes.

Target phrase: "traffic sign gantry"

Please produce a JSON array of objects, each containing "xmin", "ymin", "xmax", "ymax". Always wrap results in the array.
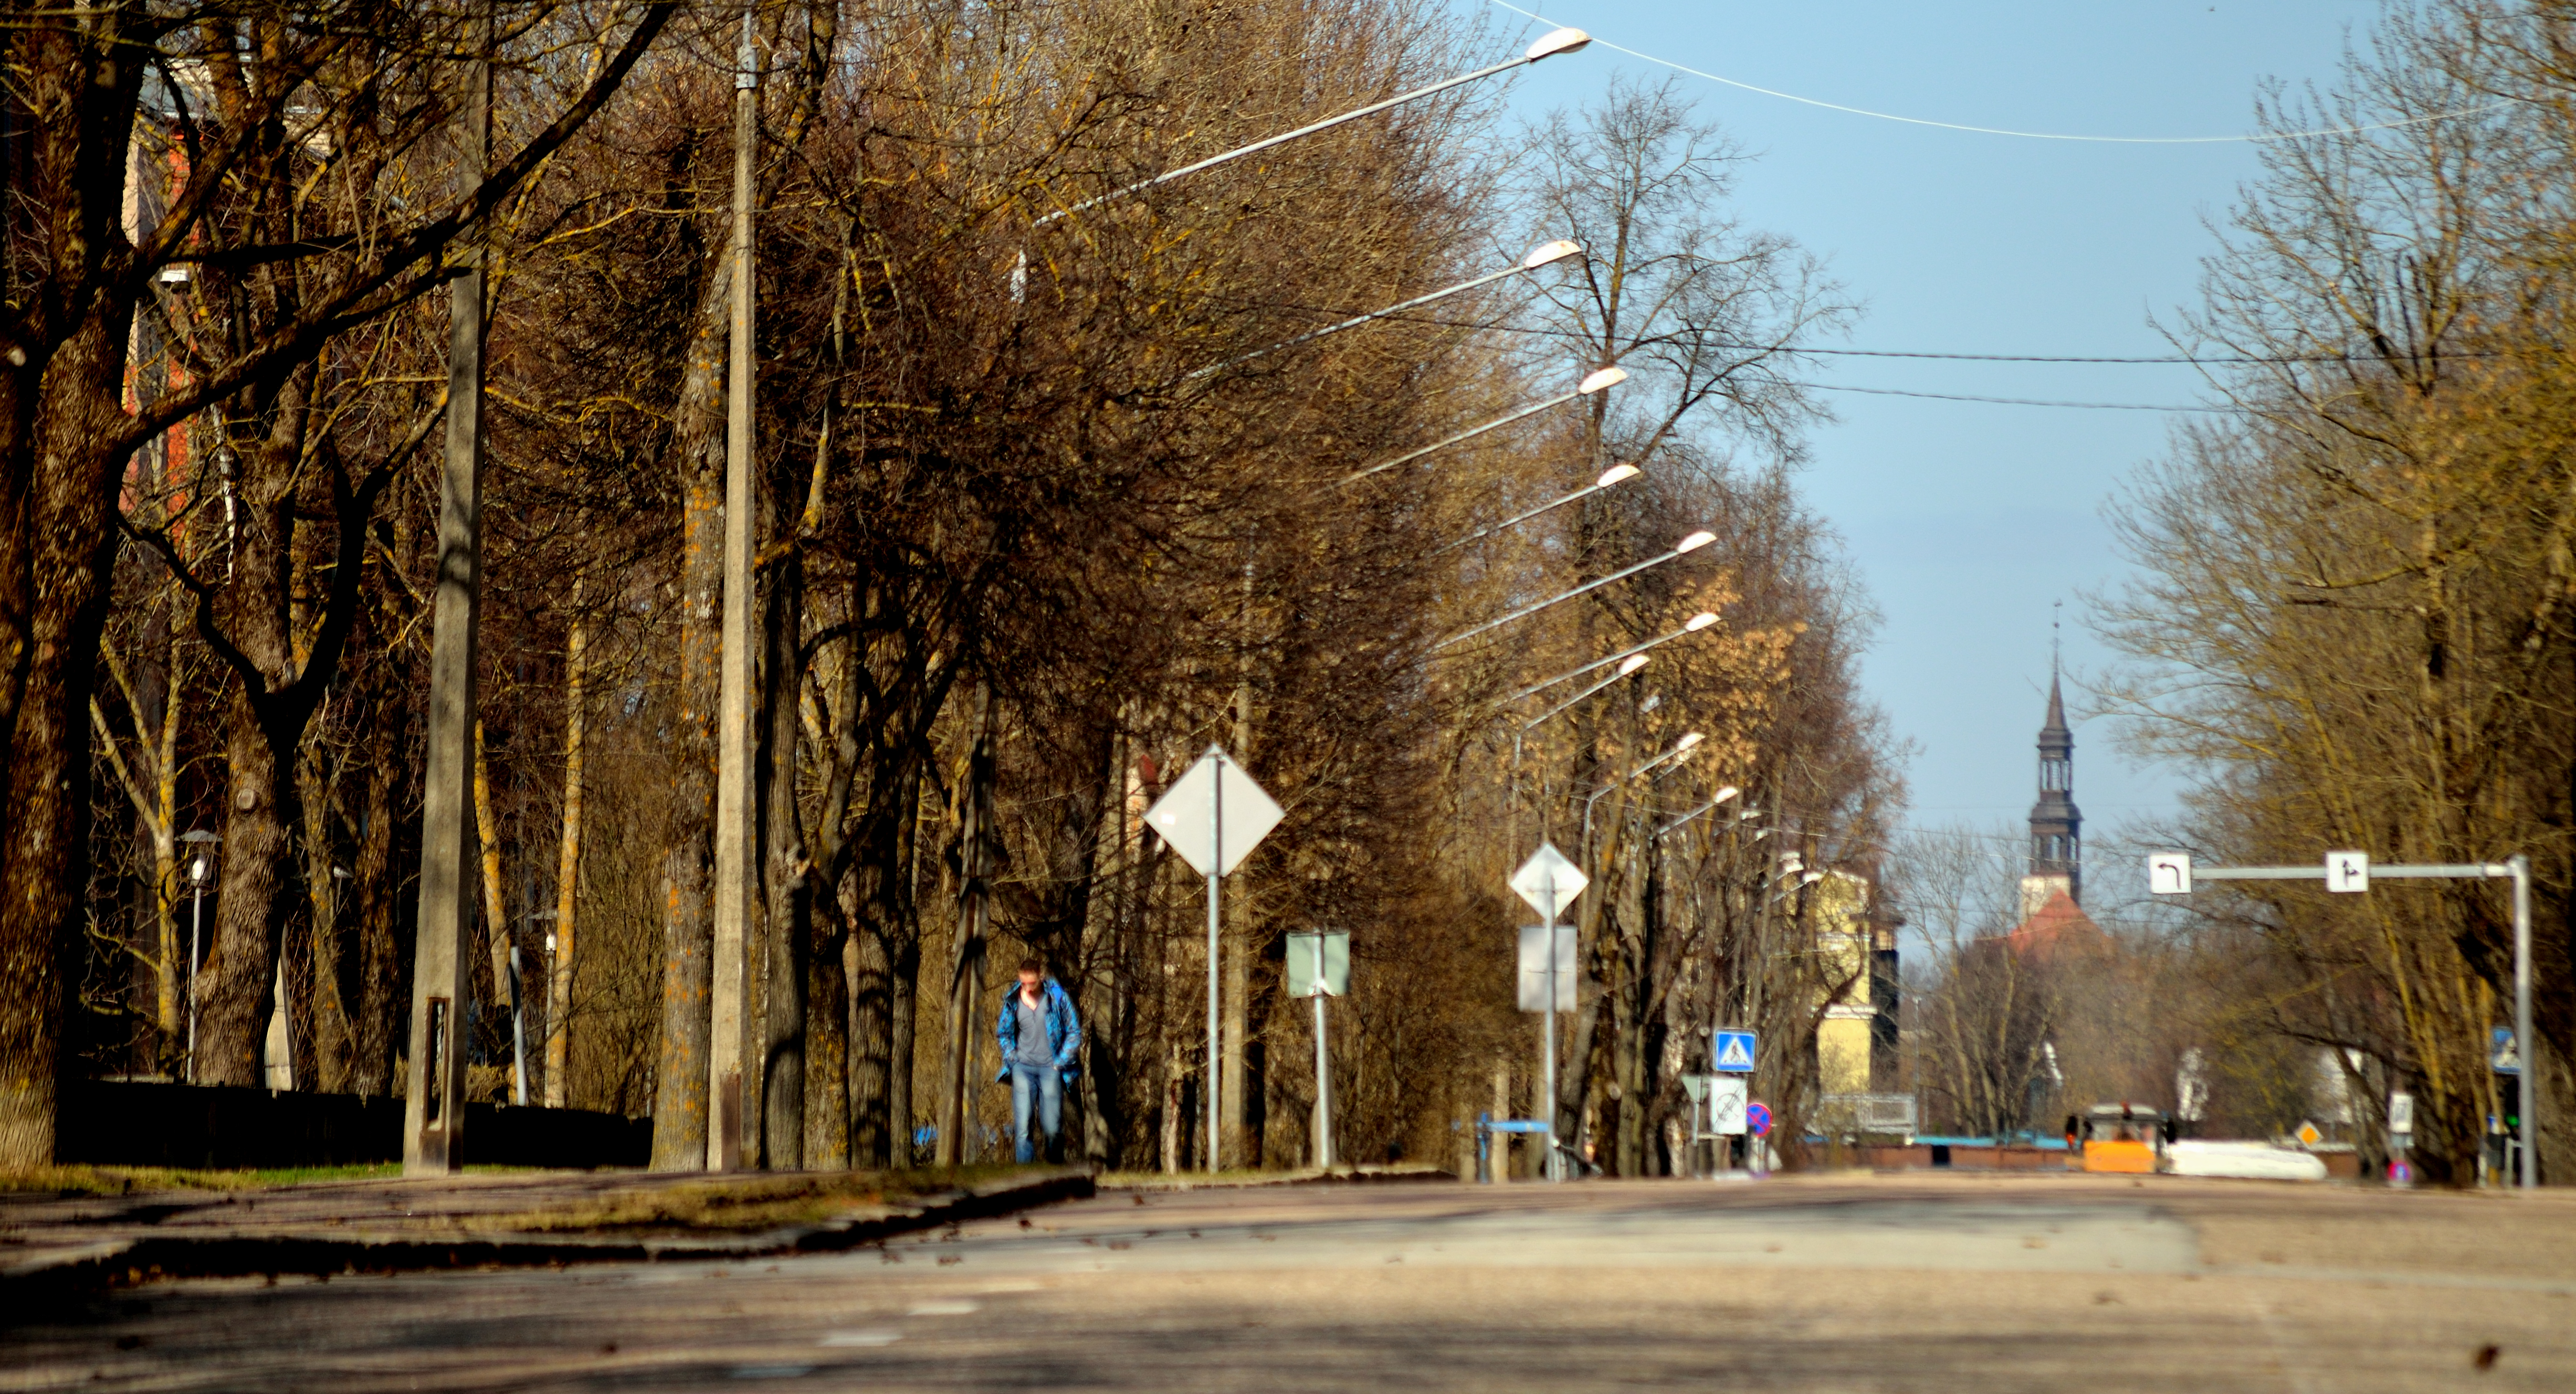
[
  {"xmin": 2145, "ymin": 849, "xmax": 2537, "ymax": 1189},
  {"xmin": 1143, "ymin": 746, "xmax": 1282, "ymax": 1173}
]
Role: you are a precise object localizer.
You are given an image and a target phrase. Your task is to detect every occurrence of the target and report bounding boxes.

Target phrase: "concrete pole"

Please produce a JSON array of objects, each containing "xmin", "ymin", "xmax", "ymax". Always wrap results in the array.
[
  {"xmin": 404, "ymin": 13, "xmax": 489, "ymax": 1175},
  {"xmin": 1542, "ymin": 871, "xmax": 1558, "ymax": 1182},
  {"xmin": 1206, "ymin": 754, "xmax": 1223, "ymax": 1174},
  {"xmin": 1312, "ymin": 989, "xmax": 1332, "ymax": 1168},
  {"xmin": 2513, "ymin": 854, "xmax": 2536, "ymax": 1189},
  {"xmin": 707, "ymin": 12, "xmax": 759, "ymax": 1172}
]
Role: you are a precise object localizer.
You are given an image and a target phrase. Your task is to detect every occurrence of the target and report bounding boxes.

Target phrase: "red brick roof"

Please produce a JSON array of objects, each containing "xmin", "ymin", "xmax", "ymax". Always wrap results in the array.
[{"xmin": 2006, "ymin": 889, "xmax": 2111, "ymax": 960}]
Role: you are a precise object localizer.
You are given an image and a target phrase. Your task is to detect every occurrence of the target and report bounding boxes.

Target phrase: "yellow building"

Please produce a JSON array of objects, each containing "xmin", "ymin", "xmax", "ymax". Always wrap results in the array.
[{"xmin": 1810, "ymin": 869, "xmax": 1878, "ymax": 1096}]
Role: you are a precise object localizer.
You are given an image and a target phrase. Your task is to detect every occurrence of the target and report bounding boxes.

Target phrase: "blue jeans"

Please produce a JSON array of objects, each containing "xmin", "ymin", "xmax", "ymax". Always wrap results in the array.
[{"xmin": 1010, "ymin": 1061, "xmax": 1064, "ymax": 1164}]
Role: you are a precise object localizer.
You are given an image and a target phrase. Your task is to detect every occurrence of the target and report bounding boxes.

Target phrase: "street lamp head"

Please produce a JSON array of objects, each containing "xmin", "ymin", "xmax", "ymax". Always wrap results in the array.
[
  {"xmin": 1595, "ymin": 463, "xmax": 1641, "ymax": 488},
  {"xmin": 1675, "ymin": 529, "xmax": 1717, "ymax": 553},
  {"xmin": 1615, "ymin": 653, "xmax": 1650, "ymax": 677},
  {"xmin": 1684, "ymin": 610, "xmax": 1719, "ymax": 631},
  {"xmin": 191, "ymin": 856, "xmax": 209, "ymax": 883},
  {"xmin": 1524, "ymin": 27, "xmax": 1593, "ymax": 60},
  {"xmin": 1521, "ymin": 238, "xmax": 1584, "ymax": 270},
  {"xmin": 1577, "ymin": 365, "xmax": 1627, "ymax": 395},
  {"xmin": 1674, "ymin": 732, "xmax": 1706, "ymax": 753},
  {"xmin": 180, "ymin": 829, "xmax": 218, "ymax": 843},
  {"xmin": 1713, "ymin": 785, "xmax": 1741, "ymax": 805}
]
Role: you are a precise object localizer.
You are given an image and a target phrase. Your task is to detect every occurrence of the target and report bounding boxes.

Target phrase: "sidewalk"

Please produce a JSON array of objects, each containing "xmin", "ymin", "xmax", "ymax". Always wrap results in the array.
[{"xmin": 0, "ymin": 1165, "xmax": 1092, "ymax": 1306}]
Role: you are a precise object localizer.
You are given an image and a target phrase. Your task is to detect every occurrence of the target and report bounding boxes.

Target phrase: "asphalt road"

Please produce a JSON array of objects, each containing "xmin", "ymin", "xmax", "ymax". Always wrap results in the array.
[{"xmin": 7, "ymin": 1170, "xmax": 2572, "ymax": 1392}]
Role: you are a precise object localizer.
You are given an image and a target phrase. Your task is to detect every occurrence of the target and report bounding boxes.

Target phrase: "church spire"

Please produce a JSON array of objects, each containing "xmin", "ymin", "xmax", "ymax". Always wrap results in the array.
[{"xmin": 2026, "ymin": 642, "xmax": 2083, "ymax": 906}]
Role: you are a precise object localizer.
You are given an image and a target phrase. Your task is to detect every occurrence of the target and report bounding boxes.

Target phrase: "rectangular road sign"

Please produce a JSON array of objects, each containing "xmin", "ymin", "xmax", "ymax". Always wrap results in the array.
[
  {"xmin": 2327, "ymin": 850, "xmax": 2370, "ymax": 893},
  {"xmin": 2388, "ymin": 1091, "xmax": 2415, "ymax": 1135},
  {"xmin": 2493, "ymin": 1027, "xmax": 2521, "ymax": 1076},
  {"xmin": 1707, "ymin": 1076, "xmax": 1748, "ymax": 1135},
  {"xmin": 1287, "ymin": 931, "xmax": 1350, "ymax": 998},
  {"xmin": 1516, "ymin": 924, "xmax": 1576, "ymax": 1011},
  {"xmin": 1713, "ymin": 1029, "xmax": 1756, "ymax": 1073},
  {"xmin": 2148, "ymin": 852, "xmax": 2192, "ymax": 895}
]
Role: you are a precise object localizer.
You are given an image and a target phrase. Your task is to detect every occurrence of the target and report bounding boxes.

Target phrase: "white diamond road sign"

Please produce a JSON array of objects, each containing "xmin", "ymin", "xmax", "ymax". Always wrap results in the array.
[
  {"xmin": 2148, "ymin": 852, "xmax": 2192, "ymax": 895},
  {"xmin": 2327, "ymin": 850, "xmax": 2370, "ymax": 893},
  {"xmin": 1143, "ymin": 747, "xmax": 1282, "ymax": 878},
  {"xmin": 1509, "ymin": 843, "xmax": 1587, "ymax": 921},
  {"xmin": 1707, "ymin": 1075, "xmax": 1748, "ymax": 1135},
  {"xmin": 1713, "ymin": 1029, "xmax": 1755, "ymax": 1073}
]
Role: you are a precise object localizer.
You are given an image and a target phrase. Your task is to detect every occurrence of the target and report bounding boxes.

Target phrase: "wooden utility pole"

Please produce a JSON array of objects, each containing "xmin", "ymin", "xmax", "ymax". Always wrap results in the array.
[
  {"xmin": 708, "ymin": 7, "xmax": 760, "ymax": 1172},
  {"xmin": 403, "ymin": 13, "xmax": 489, "ymax": 1175}
]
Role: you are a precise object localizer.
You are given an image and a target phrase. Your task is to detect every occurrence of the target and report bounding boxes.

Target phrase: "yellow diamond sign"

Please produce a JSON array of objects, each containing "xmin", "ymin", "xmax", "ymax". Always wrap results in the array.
[{"xmin": 2294, "ymin": 1120, "xmax": 2323, "ymax": 1148}]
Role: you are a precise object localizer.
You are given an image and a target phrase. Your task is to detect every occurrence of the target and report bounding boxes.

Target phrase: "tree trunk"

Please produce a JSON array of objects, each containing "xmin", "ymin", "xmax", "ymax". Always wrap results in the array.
[
  {"xmin": 848, "ymin": 870, "xmax": 892, "ymax": 1166},
  {"xmin": 760, "ymin": 552, "xmax": 809, "ymax": 1170},
  {"xmin": 544, "ymin": 601, "xmax": 588, "ymax": 1108},
  {"xmin": 650, "ymin": 241, "xmax": 736, "ymax": 1171},
  {"xmin": 937, "ymin": 680, "xmax": 995, "ymax": 1166},
  {"xmin": 195, "ymin": 692, "xmax": 302, "ymax": 1086}
]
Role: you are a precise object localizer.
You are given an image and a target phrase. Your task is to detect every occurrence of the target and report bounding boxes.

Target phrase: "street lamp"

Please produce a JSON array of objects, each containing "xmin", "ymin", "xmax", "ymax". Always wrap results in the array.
[
  {"xmin": 1435, "ymin": 529, "xmax": 1719, "ymax": 650},
  {"xmin": 1523, "ymin": 653, "xmax": 1649, "ymax": 732},
  {"xmin": 180, "ymin": 829, "xmax": 218, "ymax": 1084},
  {"xmin": 1437, "ymin": 463, "xmax": 1642, "ymax": 555},
  {"xmin": 1187, "ymin": 239, "xmax": 1583, "ymax": 384},
  {"xmin": 1657, "ymin": 785, "xmax": 1742, "ymax": 840},
  {"xmin": 1034, "ymin": 29, "xmax": 1594, "ymax": 226},
  {"xmin": 1580, "ymin": 731, "xmax": 1705, "ymax": 854},
  {"xmin": 1337, "ymin": 366, "xmax": 1626, "ymax": 488},
  {"xmin": 1505, "ymin": 610, "xmax": 1719, "ymax": 702}
]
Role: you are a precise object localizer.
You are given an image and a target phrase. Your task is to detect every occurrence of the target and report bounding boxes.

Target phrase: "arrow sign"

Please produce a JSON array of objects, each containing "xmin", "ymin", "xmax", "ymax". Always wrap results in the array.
[
  {"xmin": 2148, "ymin": 852, "xmax": 2192, "ymax": 895},
  {"xmin": 1510, "ymin": 843, "xmax": 1587, "ymax": 921},
  {"xmin": 1144, "ymin": 747, "xmax": 1282, "ymax": 878},
  {"xmin": 1712, "ymin": 1029, "xmax": 1755, "ymax": 1073}
]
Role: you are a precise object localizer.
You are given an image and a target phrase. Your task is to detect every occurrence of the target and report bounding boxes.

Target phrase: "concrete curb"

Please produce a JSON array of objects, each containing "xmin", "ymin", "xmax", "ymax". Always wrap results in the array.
[{"xmin": 2, "ymin": 1171, "xmax": 1093, "ymax": 1311}]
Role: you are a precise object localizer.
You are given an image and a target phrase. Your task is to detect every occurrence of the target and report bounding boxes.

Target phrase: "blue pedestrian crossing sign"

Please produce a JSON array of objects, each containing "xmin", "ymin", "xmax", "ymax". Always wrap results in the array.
[{"xmin": 1713, "ymin": 1029, "xmax": 1757, "ymax": 1073}]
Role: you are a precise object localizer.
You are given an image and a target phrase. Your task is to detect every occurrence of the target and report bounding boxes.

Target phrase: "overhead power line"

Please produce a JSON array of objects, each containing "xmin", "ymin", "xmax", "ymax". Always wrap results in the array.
[
  {"xmin": 1793, "ymin": 381, "xmax": 2238, "ymax": 413},
  {"xmin": 1486, "ymin": 0, "xmax": 2512, "ymax": 145}
]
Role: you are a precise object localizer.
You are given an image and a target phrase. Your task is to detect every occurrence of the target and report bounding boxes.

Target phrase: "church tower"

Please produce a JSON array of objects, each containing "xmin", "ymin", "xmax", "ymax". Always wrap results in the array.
[{"xmin": 2022, "ymin": 670, "xmax": 2083, "ymax": 916}]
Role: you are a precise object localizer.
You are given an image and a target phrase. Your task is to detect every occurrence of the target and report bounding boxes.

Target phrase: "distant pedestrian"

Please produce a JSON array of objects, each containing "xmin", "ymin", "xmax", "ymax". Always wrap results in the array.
[{"xmin": 995, "ymin": 957, "xmax": 1081, "ymax": 1165}]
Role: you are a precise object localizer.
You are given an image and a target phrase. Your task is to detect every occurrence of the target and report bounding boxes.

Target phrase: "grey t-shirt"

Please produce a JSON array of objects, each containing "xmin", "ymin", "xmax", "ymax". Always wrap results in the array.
[{"xmin": 1013, "ymin": 993, "xmax": 1052, "ymax": 1066}]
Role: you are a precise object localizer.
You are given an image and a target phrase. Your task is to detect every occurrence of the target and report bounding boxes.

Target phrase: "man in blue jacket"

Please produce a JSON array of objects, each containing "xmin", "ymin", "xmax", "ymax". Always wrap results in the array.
[{"xmin": 995, "ymin": 957, "xmax": 1081, "ymax": 1164}]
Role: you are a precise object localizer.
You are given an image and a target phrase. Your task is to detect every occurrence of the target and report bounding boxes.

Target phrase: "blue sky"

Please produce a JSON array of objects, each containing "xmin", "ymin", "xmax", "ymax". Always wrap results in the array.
[{"xmin": 1462, "ymin": 0, "xmax": 2385, "ymax": 844}]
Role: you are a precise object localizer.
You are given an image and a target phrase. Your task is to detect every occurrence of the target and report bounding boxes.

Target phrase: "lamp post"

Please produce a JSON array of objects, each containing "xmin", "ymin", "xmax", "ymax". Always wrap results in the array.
[
  {"xmin": 1656, "ymin": 785, "xmax": 1742, "ymax": 841},
  {"xmin": 1338, "ymin": 367, "xmax": 1626, "ymax": 488},
  {"xmin": 180, "ymin": 830, "xmax": 217, "ymax": 1084},
  {"xmin": 1186, "ymin": 240, "xmax": 1583, "ymax": 384},
  {"xmin": 1504, "ymin": 611, "xmax": 1719, "ymax": 703},
  {"xmin": 1580, "ymin": 732, "xmax": 1704, "ymax": 862},
  {"xmin": 1435, "ymin": 530, "xmax": 1719, "ymax": 650},
  {"xmin": 1437, "ymin": 464, "xmax": 1641, "ymax": 555},
  {"xmin": 1034, "ymin": 28, "xmax": 1593, "ymax": 227}
]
